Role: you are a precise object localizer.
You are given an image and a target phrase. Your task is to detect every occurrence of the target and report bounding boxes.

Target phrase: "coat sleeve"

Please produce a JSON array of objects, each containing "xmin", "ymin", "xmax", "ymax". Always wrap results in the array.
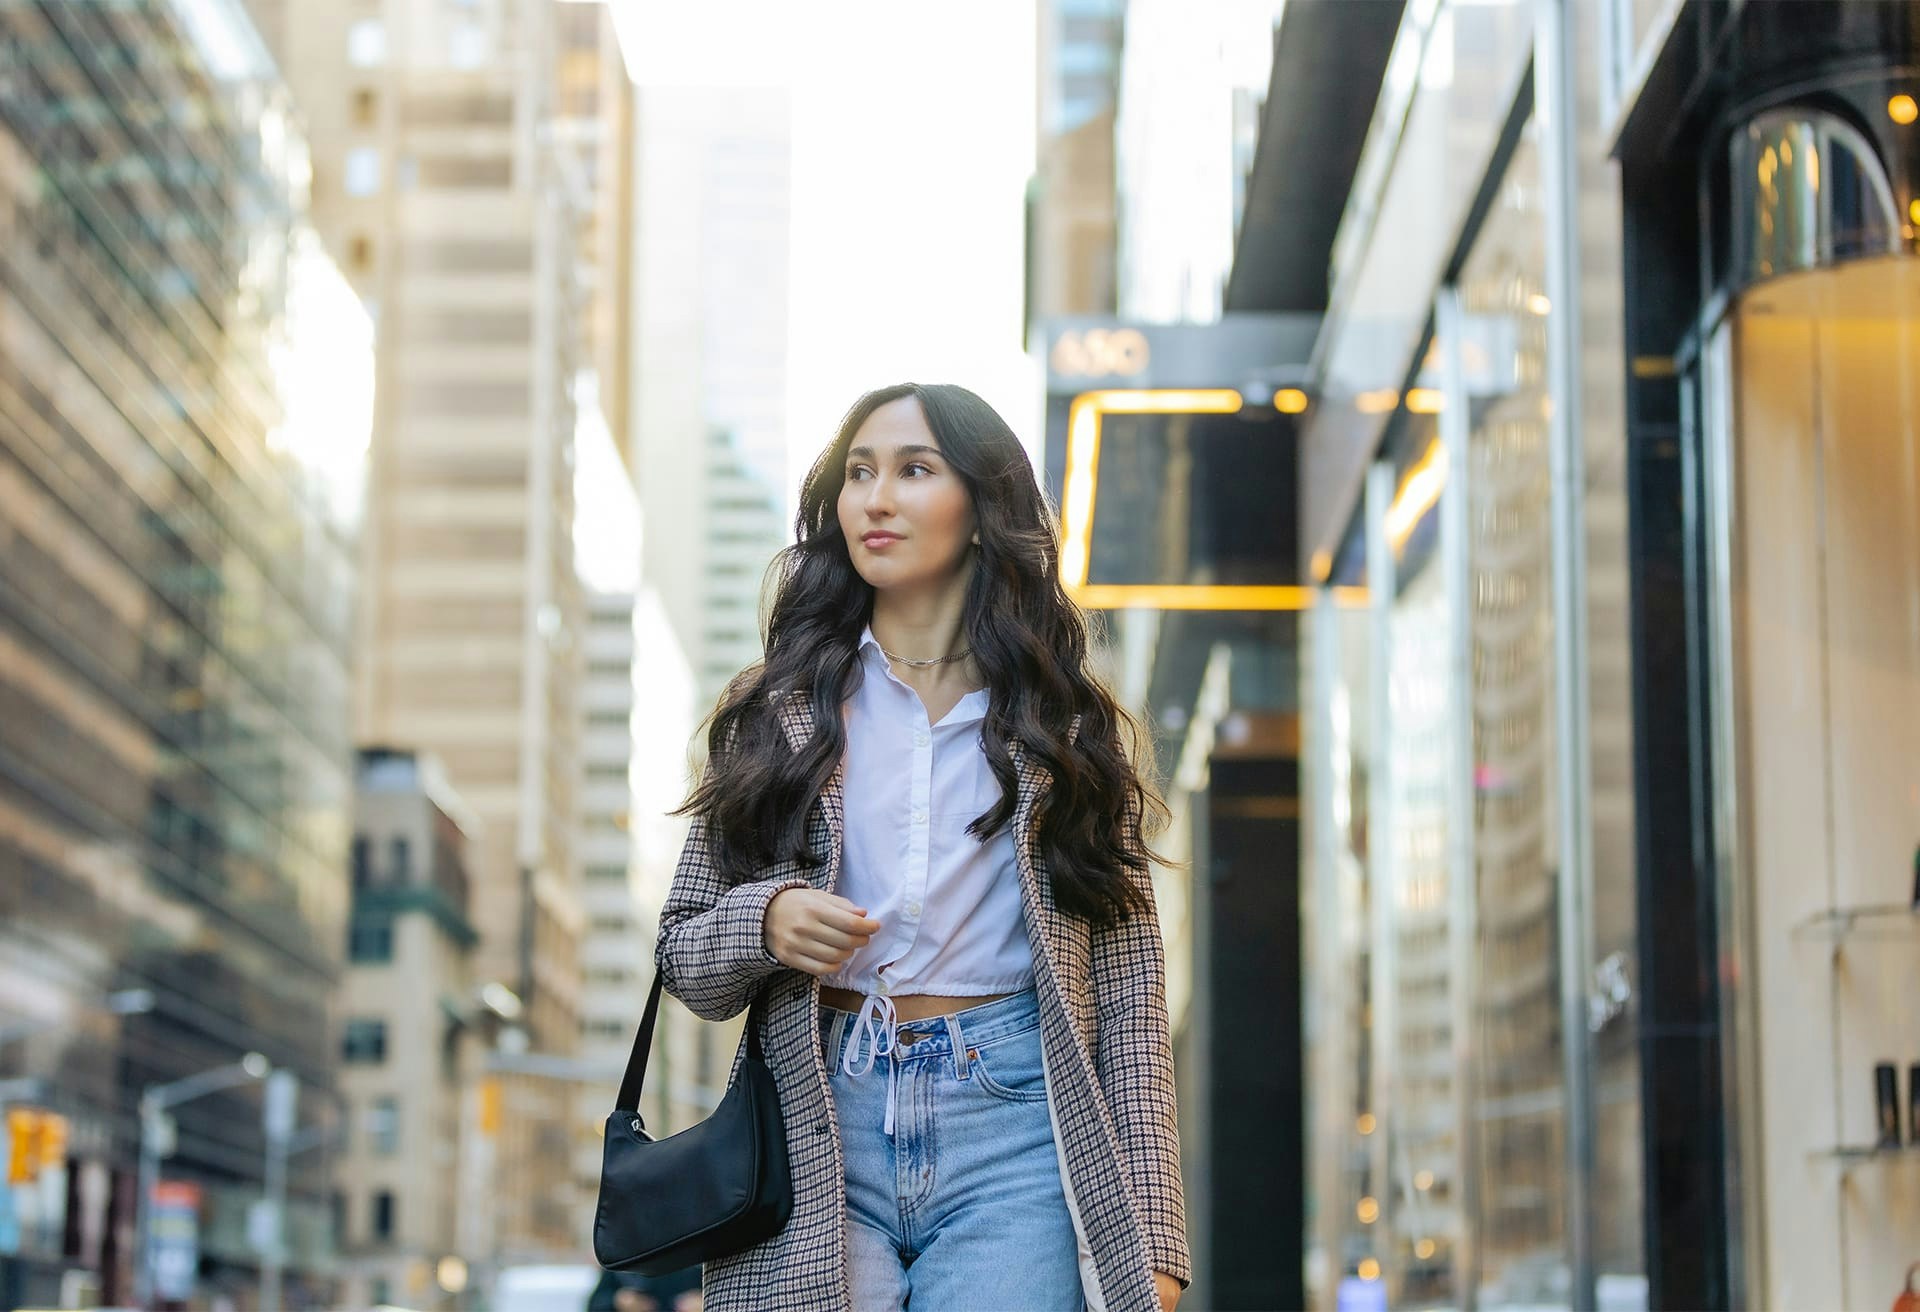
[
  {"xmin": 1090, "ymin": 795, "xmax": 1191, "ymax": 1289},
  {"xmin": 652, "ymin": 809, "xmax": 807, "ymax": 1022}
]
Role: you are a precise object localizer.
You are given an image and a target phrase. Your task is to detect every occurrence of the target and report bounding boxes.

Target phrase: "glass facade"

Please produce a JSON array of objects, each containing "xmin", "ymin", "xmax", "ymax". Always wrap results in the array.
[
  {"xmin": 1300, "ymin": 2, "xmax": 1652, "ymax": 1307},
  {"xmin": 1301, "ymin": 2, "xmax": 1920, "ymax": 1308},
  {"xmin": 1455, "ymin": 131, "xmax": 1572, "ymax": 1311},
  {"xmin": 0, "ymin": 1, "xmax": 366, "ymax": 1303}
]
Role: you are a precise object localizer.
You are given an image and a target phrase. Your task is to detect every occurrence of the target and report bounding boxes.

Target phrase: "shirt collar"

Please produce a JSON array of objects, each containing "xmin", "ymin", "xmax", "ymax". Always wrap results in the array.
[{"xmin": 857, "ymin": 626, "xmax": 990, "ymax": 723}]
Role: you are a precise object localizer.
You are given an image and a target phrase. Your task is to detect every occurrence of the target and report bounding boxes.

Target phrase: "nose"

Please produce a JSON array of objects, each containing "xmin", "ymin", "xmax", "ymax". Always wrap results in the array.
[{"xmin": 860, "ymin": 473, "xmax": 894, "ymax": 518}]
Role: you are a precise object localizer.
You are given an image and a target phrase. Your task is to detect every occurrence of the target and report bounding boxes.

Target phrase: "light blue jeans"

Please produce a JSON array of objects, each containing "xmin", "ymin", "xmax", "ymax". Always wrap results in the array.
[{"xmin": 820, "ymin": 989, "xmax": 1084, "ymax": 1310}]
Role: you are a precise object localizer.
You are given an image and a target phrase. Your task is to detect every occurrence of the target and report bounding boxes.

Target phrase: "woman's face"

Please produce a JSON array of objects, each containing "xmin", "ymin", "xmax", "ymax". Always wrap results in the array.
[{"xmin": 837, "ymin": 396, "xmax": 977, "ymax": 596}]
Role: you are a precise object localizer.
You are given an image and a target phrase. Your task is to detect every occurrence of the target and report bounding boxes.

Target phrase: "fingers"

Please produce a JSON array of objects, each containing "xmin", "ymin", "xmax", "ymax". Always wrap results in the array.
[
  {"xmin": 817, "ymin": 904, "xmax": 883, "ymax": 937},
  {"xmin": 765, "ymin": 889, "xmax": 882, "ymax": 976},
  {"xmin": 799, "ymin": 922, "xmax": 874, "ymax": 953},
  {"xmin": 785, "ymin": 952, "xmax": 843, "ymax": 977}
]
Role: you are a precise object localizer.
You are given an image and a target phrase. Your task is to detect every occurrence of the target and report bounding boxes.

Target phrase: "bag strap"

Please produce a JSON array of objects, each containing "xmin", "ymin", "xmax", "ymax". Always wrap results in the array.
[{"xmin": 614, "ymin": 971, "xmax": 766, "ymax": 1113}]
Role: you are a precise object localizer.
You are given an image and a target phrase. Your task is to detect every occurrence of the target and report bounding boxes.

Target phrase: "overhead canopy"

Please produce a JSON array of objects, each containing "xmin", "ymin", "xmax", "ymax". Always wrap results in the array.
[{"xmin": 1225, "ymin": 0, "xmax": 1405, "ymax": 314}]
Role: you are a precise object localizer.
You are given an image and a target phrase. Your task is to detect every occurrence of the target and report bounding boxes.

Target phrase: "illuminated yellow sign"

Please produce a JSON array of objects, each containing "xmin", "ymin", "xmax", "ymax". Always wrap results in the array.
[{"xmin": 1059, "ymin": 388, "xmax": 1367, "ymax": 611}]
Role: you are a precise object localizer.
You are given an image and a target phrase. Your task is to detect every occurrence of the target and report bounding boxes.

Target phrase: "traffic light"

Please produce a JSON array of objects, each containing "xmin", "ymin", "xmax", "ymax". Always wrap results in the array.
[
  {"xmin": 7, "ymin": 1107, "xmax": 38, "ymax": 1183},
  {"xmin": 4, "ymin": 1108, "xmax": 70, "ymax": 1183}
]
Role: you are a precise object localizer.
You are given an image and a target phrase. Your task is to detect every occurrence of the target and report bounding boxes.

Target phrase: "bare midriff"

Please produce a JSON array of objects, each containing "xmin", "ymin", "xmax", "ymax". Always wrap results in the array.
[{"xmin": 817, "ymin": 985, "xmax": 1017, "ymax": 1023}]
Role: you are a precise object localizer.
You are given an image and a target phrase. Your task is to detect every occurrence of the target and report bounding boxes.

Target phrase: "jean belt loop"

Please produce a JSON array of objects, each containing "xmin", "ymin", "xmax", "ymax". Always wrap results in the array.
[{"xmin": 947, "ymin": 1007, "xmax": 970, "ymax": 1082}]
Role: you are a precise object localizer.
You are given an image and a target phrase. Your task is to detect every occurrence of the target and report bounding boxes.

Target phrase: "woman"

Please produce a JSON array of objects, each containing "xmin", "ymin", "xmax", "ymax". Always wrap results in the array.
[{"xmin": 655, "ymin": 383, "xmax": 1187, "ymax": 1312}]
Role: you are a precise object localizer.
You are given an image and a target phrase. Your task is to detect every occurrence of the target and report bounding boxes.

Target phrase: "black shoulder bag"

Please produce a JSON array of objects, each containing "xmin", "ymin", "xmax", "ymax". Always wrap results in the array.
[{"xmin": 591, "ymin": 972, "xmax": 793, "ymax": 1274}]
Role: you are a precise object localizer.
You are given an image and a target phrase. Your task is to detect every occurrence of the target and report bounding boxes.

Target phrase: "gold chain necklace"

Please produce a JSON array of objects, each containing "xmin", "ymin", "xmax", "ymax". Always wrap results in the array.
[{"xmin": 878, "ymin": 644, "xmax": 972, "ymax": 669}]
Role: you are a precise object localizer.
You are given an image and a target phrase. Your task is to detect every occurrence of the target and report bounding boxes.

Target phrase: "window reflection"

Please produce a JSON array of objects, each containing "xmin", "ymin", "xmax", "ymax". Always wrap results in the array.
[{"xmin": 1457, "ymin": 128, "xmax": 1572, "ymax": 1311}]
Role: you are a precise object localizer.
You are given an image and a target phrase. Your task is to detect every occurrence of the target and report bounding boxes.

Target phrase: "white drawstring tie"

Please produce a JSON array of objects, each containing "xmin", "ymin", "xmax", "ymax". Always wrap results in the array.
[{"xmin": 842, "ymin": 992, "xmax": 900, "ymax": 1136}]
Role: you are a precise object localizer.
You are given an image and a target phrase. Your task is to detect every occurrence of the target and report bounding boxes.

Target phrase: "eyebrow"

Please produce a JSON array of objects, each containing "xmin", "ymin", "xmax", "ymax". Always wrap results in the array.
[{"xmin": 846, "ymin": 443, "xmax": 942, "ymax": 462}]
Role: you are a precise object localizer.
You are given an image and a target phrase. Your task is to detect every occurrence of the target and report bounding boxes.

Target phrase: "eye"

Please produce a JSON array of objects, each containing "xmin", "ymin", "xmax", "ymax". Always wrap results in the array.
[
  {"xmin": 901, "ymin": 462, "xmax": 933, "ymax": 477},
  {"xmin": 845, "ymin": 465, "xmax": 872, "ymax": 481}
]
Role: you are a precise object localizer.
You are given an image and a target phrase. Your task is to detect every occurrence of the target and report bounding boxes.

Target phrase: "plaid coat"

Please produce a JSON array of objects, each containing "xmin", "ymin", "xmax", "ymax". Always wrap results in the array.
[{"xmin": 653, "ymin": 697, "xmax": 1189, "ymax": 1311}]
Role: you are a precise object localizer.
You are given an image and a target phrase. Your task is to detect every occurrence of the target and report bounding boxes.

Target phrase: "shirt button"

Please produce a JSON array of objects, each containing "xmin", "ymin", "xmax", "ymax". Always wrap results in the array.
[
  {"xmin": 906, "ymin": 899, "xmax": 922, "ymax": 917},
  {"xmin": 912, "ymin": 809, "xmax": 927, "ymax": 824},
  {"xmin": 914, "ymin": 731, "xmax": 929, "ymax": 747}
]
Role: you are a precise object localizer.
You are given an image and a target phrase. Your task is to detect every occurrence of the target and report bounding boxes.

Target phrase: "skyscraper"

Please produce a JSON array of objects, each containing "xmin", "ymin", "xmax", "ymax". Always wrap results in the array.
[
  {"xmin": 0, "ymin": 0, "xmax": 370, "ymax": 1303},
  {"xmin": 629, "ymin": 86, "xmax": 791, "ymax": 710},
  {"xmin": 257, "ymin": 0, "xmax": 590, "ymax": 1259},
  {"xmin": 1030, "ymin": 0, "xmax": 1126, "ymax": 330}
]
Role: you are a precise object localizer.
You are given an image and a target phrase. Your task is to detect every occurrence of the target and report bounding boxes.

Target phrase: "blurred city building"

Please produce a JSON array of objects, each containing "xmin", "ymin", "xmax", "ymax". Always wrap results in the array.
[
  {"xmin": 0, "ymin": 0, "xmax": 371, "ymax": 1304},
  {"xmin": 628, "ymin": 86, "xmax": 791, "ymax": 709},
  {"xmin": 552, "ymin": 0, "xmax": 637, "ymax": 479},
  {"xmin": 256, "ymin": 0, "xmax": 594, "ymax": 1263},
  {"xmin": 338, "ymin": 749, "xmax": 482, "ymax": 1310},
  {"xmin": 1028, "ymin": 0, "xmax": 1125, "ymax": 331},
  {"xmin": 1112, "ymin": 0, "xmax": 1279, "ymax": 324},
  {"xmin": 569, "ymin": 589, "xmax": 644, "ymax": 1238},
  {"xmin": 1034, "ymin": 0, "xmax": 1920, "ymax": 1308}
]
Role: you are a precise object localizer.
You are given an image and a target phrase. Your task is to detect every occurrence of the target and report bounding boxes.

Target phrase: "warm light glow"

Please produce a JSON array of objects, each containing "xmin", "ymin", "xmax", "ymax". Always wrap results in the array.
[
  {"xmin": 1059, "ymin": 388, "xmax": 1244, "ymax": 596},
  {"xmin": 1890, "ymin": 94, "xmax": 1918, "ymax": 126},
  {"xmin": 437, "ymin": 1257, "xmax": 469, "ymax": 1294},
  {"xmin": 1071, "ymin": 584, "xmax": 1368, "ymax": 611},
  {"xmin": 1356, "ymin": 1112, "xmax": 1377, "ymax": 1136},
  {"xmin": 1384, "ymin": 438, "xmax": 1447, "ymax": 550},
  {"xmin": 1527, "ymin": 292, "xmax": 1552, "ymax": 315},
  {"xmin": 1310, "ymin": 548, "xmax": 1333, "ymax": 582},
  {"xmin": 1354, "ymin": 388, "xmax": 1399, "ymax": 415},
  {"xmin": 1061, "ymin": 395, "xmax": 1104, "ymax": 587},
  {"xmin": 1275, "ymin": 387, "xmax": 1309, "ymax": 414},
  {"xmin": 1358, "ymin": 1259, "xmax": 1382, "ymax": 1282},
  {"xmin": 1415, "ymin": 1169, "xmax": 1434, "ymax": 1191},
  {"xmin": 1357, "ymin": 1196, "xmax": 1380, "ymax": 1224},
  {"xmin": 1415, "ymin": 1238, "xmax": 1438, "ymax": 1260},
  {"xmin": 1405, "ymin": 387, "xmax": 1444, "ymax": 415},
  {"xmin": 1909, "ymin": 198, "xmax": 1920, "ymax": 226}
]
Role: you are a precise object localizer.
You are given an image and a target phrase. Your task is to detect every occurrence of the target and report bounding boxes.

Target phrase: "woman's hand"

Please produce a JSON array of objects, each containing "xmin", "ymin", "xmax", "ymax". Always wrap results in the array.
[
  {"xmin": 1153, "ymin": 1271, "xmax": 1181, "ymax": 1310},
  {"xmin": 763, "ymin": 888, "xmax": 880, "ymax": 976}
]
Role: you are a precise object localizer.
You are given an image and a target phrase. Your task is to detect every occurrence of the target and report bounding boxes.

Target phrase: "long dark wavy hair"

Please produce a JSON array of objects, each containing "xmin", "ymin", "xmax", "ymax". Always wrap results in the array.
[{"xmin": 678, "ymin": 382, "xmax": 1167, "ymax": 926}]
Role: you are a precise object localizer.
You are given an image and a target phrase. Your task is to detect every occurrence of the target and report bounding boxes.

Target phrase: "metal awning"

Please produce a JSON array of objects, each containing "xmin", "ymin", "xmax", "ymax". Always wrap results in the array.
[{"xmin": 1225, "ymin": 0, "xmax": 1405, "ymax": 314}]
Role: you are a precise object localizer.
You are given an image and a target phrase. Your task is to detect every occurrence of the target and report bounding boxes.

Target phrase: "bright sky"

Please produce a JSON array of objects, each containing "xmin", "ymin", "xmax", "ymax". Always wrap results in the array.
[{"xmin": 608, "ymin": 0, "xmax": 1042, "ymax": 502}]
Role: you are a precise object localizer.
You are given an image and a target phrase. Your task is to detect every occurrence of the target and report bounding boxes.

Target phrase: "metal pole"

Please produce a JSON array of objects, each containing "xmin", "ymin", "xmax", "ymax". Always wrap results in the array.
[
  {"xmin": 133, "ymin": 1094, "xmax": 161, "ymax": 1310},
  {"xmin": 1535, "ymin": 0, "xmax": 1598, "ymax": 1305},
  {"xmin": 260, "ymin": 1071, "xmax": 296, "ymax": 1312}
]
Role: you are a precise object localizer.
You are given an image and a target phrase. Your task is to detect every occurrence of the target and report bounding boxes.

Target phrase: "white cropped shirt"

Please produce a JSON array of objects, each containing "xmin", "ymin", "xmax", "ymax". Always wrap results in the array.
[
  {"xmin": 825, "ymin": 629, "xmax": 1034, "ymax": 999},
  {"xmin": 825, "ymin": 630, "xmax": 1034, "ymax": 1133}
]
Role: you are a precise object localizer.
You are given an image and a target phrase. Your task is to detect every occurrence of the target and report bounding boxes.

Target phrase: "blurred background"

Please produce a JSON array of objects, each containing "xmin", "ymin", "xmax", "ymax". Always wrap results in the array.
[{"xmin": 2, "ymin": 0, "xmax": 1918, "ymax": 1309}]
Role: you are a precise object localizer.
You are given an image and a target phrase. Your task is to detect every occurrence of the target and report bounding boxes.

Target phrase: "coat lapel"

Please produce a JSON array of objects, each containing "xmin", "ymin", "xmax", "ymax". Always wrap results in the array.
[{"xmin": 775, "ymin": 693, "xmax": 844, "ymax": 890}]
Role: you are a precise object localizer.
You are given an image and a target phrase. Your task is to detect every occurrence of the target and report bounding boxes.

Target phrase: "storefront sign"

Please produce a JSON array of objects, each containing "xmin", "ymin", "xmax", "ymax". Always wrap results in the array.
[
  {"xmin": 150, "ymin": 1180, "xmax": 203, "ymax": 1304},
  {"xmin": 1042, "ymin": 314, "xmax": 1317, "ymax": 395}
]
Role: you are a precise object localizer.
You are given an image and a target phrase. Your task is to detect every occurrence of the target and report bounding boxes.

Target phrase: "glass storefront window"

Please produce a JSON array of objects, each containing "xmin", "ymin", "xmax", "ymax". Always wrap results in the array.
[
  {"xmin": 1381, "ymin": 501, "xmax": 1462, "ymax": 1308},
  {"xmin": 1304, "ymin": 525, "xmax": 1380, "ymax": 1305},
  {"xmin": 1703, "ymin": 253, "xmax": 1920, "ymax": 1307},
  {"xmin": 1454, "ymin": 127, "xmax": 1573, "ymax": 1311}
]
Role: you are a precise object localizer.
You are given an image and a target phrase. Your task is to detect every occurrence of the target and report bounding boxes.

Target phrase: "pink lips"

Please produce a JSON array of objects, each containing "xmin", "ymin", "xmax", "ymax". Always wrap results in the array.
[{"xmin": 861, "ymin": 532, "xmax": 903, "ymax": 549}]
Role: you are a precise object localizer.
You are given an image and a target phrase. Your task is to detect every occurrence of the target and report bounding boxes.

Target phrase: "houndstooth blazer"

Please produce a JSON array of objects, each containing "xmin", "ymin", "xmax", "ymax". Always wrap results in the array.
[{"xmin": 653, "ymin": 696, "xmax": 1189, "ymax": 1311}]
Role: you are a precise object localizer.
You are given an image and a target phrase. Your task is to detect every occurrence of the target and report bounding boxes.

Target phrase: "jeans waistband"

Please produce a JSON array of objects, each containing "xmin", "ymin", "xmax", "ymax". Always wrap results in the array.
[{"xmin": 819, "ymin": 987, "xmax": 1039, "ymax": 1072}]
